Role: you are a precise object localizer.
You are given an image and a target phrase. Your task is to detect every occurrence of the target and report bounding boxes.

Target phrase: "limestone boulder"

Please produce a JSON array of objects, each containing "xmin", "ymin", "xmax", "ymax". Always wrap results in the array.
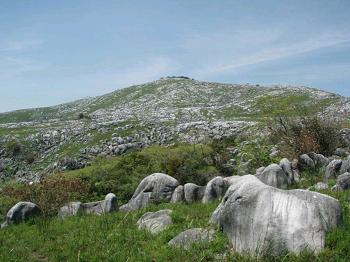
[
  {"xmin": 211, "ymin": 175, "xmax": 342, "ymax": 255},
  {"xmin": 256, "ymin": 164, "xmax": 290, "ymax": 189},
  {"xmin": 184, "ymin": 183, "xmax": 205, "ymax": 203},
  {"xmin": 202, "ymin": 176, "xmax": 230, "ymax": 203},
  {"xmin": 168, "ymin": 228, "xmax": 215, "ymax": 248},
  {"xmin": 1, "ymin": 201, "xmax": 41, "ymax": 228},
  {"xmin": 137, "ymin": 209, "xmax": 172, "ymax": 234},
  {"xmin": 120, "ymin": 173, "xmax": 179, "ymax": 211}
]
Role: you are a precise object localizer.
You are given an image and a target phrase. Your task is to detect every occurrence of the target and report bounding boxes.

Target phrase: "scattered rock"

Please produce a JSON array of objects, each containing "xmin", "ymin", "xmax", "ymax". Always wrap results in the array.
[
  {"xmin": 59, "ymin": 193, "xmax": 118, "ymax": 218},
  {"xmin": 335, "ymin": 172, "xmax": 350, "ymax": 191},
  {"xmin": 171, "ymin": 185, "xmax": 184, "ymax": 203},
  {"xmin": 1, "ymin": 201, "xmax": 41, "ymax": 228},
  {"xmin": 58, "ymin": 202, "xmax": 83, "ymax": 219},
  {"xmin": 256, "ymin": 164, "xmax": 290, "ymax": 189},
  {"xmin": 340, "ymin": 156, "xmax": 350, "ymax": 175},
  {"xmin": 308, "ymin": 153, "xmax": 329, "ymax": 168},
  {"xmin": 298, "ymin": 154, "xmax": 315, "ymax": 170},
  {"xmin": 184, "ymin": 183, "xmax": 205, "ymax": 203},
  {"xmin": 202, "ymin": 176, "xmax": 230, "ymax": 203},
  {"xmin": 325, "ymin": 159, "xmax": 343, "ymax": 181},
  {"xmin": 313, "ymin": 182, "xmax": 329, "ymax": 191},
  {"xmin": 211, "ymin": 175, "xmax": 342, "ymax": 255},
  {"xmin": 168, "ymin": 228, "xmax": 215, "ymax": 248},
  {"xmin": 279, "ymin": 158, "xmax": 295, "ymax": 184},
  {"xmin": 137, "ymin": 209, "xmax": 172, "ymax": 234},
  {"xmin": 334, "ymin": 148, "xmax": 348, "ymax": 157},
  {"xmin": 120, "ymin": 173, "xmax": 179, "ymax": 211}
]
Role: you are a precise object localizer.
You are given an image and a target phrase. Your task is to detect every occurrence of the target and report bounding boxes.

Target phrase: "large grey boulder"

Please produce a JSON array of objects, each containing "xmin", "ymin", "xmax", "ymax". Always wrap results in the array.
[
  {"xmin": 308, "ymin": 153, "xmax": 329, "ymax": 168},
  {"xmin": 168, "ymin": 228, "xmax": 215, "ymax": 248},
  {"xmin": 334, "ymin": 172, "xmax": 350, "ymax": 191},
  {"xmin": 298, "ymin": 154, "xmax": 315, "ymax": 170},
  {"xmin": 58, "ymin": 202, "xmax": 82, "ymax": 219},
  {"xmin": 120, "ymin": 173, "xmax": 179, "ymax": 211},
  {"xmin": 211, "ymin": 175, "xmax": 342, "ymax": 255},
  {"xmin": 184, "ymin": 183, "xmax": 205, "ymax": 203},
  {"xmin": 59, "ymin": 193, "xmax": 118, "ymax": 218},
  {"xmin": 279, "ymin": 158, "xmax": 296, "ymax": 184},
  {"xmin": 340, "ymin": 156, "xmax": 350, "ymax": 175},
  {"xmin": 137, "ymin": 209, "xmax": 172, "ymax": 234},
  {"xmin": 1, "ymin": 201, "xmax": 41, "ymax": 228},
  {"xmin": 171, "ymin": 185, "xmax": 184, "ymax": 203},
  {"xmin": 325, "ymin": 159, "xmax": 343, "ymax": 181},
  {"xmin": 256, "ymin": 164, "xmax": 290, "ymax": 189},
  {"xmin": 202, "ymin": 176, "xmax": 230, "ymax": 203}
]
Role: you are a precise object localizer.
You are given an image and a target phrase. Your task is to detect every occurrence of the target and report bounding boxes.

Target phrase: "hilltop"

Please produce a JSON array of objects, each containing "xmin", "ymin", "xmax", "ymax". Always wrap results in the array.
[{"xmin": 0, "ymin": 77, "xmax": 349, "ymax": 181}]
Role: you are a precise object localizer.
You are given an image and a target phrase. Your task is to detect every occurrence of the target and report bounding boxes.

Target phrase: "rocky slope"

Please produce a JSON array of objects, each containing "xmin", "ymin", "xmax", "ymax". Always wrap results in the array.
[{"xmin": 0, "ymin": 76, "xmax": 349, "ymax": 182}]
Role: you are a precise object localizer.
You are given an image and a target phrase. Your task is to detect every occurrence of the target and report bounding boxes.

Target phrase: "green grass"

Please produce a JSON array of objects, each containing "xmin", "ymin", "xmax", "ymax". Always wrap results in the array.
[
  {"xmin": 1, "ymin": 190, "xmax": 350, "ymax": 262},
  {"xmin": 0, "ymin": 202, "xmax": 228, "ymax": 262}
]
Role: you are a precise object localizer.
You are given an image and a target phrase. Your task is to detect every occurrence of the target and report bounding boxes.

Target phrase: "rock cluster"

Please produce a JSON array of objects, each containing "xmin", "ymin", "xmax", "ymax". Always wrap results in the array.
[{"xmin": 58, "ymin": 193, "xmax": 118, "ymax": 218}]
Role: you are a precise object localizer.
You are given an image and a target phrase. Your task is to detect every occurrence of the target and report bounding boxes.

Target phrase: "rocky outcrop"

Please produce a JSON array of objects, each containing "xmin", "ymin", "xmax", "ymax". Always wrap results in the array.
[
  {"xmin": 279, "ymin": 158, "xmax": 299, "ymax": 183},
  {"xmin": 58, "ymin": 193, "xmax": 118, "ymax": 218},
  {"xmin": 325, "ymin": 159, "xmax": 343, "ymax": 181},
  {"xmin": 168, "ymin": 228, "xmax": 215, "ymax": 248},
  {"xmin": 298, "ymin": 154, "xmax": 315, "ymax": 170},
  {"xmin": 171, "ymin": 185, "xmax": 184, "ymax": 203},
  {"xmin": 137, "ymin": 209, "xmax": 172, "ymax": 234},
  {"xmin": 120, "ymin": 173, "xmax": 179, "ymax": 211},
  {"xmin": 340, "ymin": 156, "xmax": 350, "ymax": 175},
  {"xmin": 202, "ymin": 176, "xmax": 230, "ymax": 203},
  {"xmin": 184, "ymin": 183, "xmax": 205, "ymax": 204},
  {"xmin": 211, "ymin": 175, "xmax": 342, "ymax": 255},
  {"xmin": 1, "ymin": 202, "xmax": 41, "ymax": 229},
  {"xmin": 332, "ymin": 172, "xmax": 350, "ymax": 192},
  {"xmin": 308, "ymin": 152, "xmax": 329, "ymax": 168},
  {"xmin": 256, "ymin": 164, "xmax": 290, "ymax": 189}
]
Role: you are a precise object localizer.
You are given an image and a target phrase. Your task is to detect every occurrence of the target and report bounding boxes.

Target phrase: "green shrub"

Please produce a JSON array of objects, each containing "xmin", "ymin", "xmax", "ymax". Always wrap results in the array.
[
  {"xmin": 0, "ymin": 195, "xmax": 18, "ymax": 219},
  {"xmin": 269, "ymin": 116, "xmax": 343, "ymax": 158},
  {"xmin": 5, "ymin": 140, "xmax": 22, "ymax": 156},
  {"xmin": 0, "ymin": 176, "xmax": 91, "ymax": 217}
]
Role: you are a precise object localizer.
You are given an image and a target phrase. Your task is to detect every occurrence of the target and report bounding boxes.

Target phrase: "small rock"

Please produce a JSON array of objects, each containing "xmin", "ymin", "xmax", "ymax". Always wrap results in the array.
[
  {"xmin": 168, "ymin": 228, "xmax": 215, "ymax": 248},
  {"xmin": 314, "ymin": 182, "xmax": 329, "ymax": 191},
  {"xmin": 137, "ymin": 209, "xmax": 172, "ymax": 234}
]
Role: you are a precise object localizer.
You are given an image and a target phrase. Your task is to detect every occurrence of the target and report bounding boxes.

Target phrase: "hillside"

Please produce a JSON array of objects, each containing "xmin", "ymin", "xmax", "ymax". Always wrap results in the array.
[
  {"xmin": 0, "ymin": 77, "xmax": 349, "ymax": 182},
  {"xmin": 1, "ymin": 78, "xmax": 350, "ymax": 261}
]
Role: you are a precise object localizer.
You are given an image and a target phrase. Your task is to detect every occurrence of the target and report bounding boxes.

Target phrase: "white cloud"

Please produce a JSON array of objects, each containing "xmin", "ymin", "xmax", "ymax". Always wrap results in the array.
[{"xmin": 191, "ymin": 30, "xmax": 350, "ymax": 78}]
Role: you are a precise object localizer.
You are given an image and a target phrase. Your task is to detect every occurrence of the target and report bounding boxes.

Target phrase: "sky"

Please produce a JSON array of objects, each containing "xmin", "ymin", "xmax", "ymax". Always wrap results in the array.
[{"xmin": 0, "ymin": 0, "xmax": 350, "ymax": 112}]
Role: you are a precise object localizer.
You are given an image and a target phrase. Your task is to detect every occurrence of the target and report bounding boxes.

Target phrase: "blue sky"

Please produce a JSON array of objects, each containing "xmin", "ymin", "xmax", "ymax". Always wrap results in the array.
[{"xmin": 0, "ymin": 0, "xmax": 350, "ymax": 112}]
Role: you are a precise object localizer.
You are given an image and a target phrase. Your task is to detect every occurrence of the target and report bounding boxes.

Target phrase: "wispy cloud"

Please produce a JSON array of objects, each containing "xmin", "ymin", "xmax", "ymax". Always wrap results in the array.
[
  {"xmin": 192, "ymin": 30, "xmax": 350, "ymax": 78},
  {"xmin": 0, "ymin": 56, "xmax": 48, "ymax": 80},
  {"xmin": 0, "ymin": 39, "xmax": 44, "ymax": 52}
]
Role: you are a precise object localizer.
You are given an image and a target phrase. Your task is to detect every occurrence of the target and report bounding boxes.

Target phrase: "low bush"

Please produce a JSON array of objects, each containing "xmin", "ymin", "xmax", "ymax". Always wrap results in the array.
[
  {"xmin": 0, "ymin": 176, "xmax": 91, "ymax": 217},
  {"xmin": 5, "ymin": 140, "xmax": 22, "ymax": 157},
  {"xmin": 269, "ymin": 116, "xmax": 344, "ymax": 158}
]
